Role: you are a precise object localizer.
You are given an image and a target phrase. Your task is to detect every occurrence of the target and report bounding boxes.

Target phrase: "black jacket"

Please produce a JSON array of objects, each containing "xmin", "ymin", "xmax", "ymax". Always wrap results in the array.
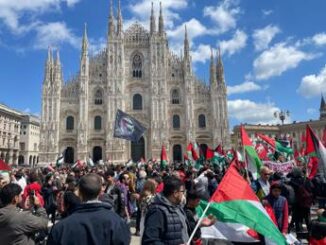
[
  {"xmin": 47, "ymin": 202, "xmax": 130, "ymax": 245},
  {"xmin": 142, "ymin": 194, "xmax": 189, "ymax": 245}
]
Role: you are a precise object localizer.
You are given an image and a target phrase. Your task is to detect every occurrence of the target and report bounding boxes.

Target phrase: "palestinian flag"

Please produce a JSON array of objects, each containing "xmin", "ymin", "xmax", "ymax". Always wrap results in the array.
[
  {"xmin": 206, "ymin": 147, "xmax": 215, "ymax": 160},
  {"xmin": 192, "ymin": 142, "xmax": 200, "ymax": 160},
  {"xmin": 197, "ymin": 162, "xmax": 286, "ymax": 244},
  {"xmin": 160, "ymin": 145, "xmax": 168, "ymax": 170},
  {"xmin": 186, "ymin": 143, "xmax": 193, "ymax": 161},
  {"xmin": 240, "ymin": 126, "xmax": 262, "ymax": 179},
  {"xmin": 72, "ymin": 160, "xmax": 84, "ymax": 169},
  {"xmin": 0, "ymin": 159, "xmax": 11, "ymax": 171},
  {"xmin": 56, "ymin": 153, "xmax": 64, "ymax": 167},
  {"xmin": 305, "ymin": 125, "xmax": 326, "ymax": 177},
  {"xmin": 257, "ymin": 133, "xmax": 293, "ymax": 156}
]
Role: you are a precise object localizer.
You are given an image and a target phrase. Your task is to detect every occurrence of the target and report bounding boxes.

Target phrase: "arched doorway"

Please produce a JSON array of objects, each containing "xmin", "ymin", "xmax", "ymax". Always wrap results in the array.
[
  {"xmin": 131, "ymin": 137, "xmax": 145, "ymax": 162},
  {"xmin": 64, "ymin": 147, "xmax": 74, "ymax": 164},
  {"xmin": 200, "ymin": 144, "xmax": 208, "ymax": 159},
  {"xmin": 18, "ymin": 155, "xmax": 24, "ymax": 165},
  {"xmin": 93, "ymin": 146, "xmax": 102, "ymax": 164},
  {"xmin": 173, "ymin": 145, "xmax": 182, "ymax": 162}
]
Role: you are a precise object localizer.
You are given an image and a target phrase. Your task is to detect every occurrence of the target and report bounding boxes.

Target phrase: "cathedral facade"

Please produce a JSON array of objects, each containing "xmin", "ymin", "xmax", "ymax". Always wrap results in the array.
[{"xmin": 39, "ymin": 2, "xmax": 230, "ymax": 164}]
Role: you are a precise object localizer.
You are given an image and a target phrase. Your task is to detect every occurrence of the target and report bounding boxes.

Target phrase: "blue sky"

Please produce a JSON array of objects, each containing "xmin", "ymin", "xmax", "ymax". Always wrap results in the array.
[{"xmin": 0, "ymin": 0, "xmax": 326, "ymax": 129}]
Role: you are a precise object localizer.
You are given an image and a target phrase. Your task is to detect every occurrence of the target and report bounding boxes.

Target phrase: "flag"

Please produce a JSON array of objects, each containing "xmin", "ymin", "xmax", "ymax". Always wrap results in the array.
[
  {"xmin": 87, "ymin": 157, "xmax": 94, "ymax": 167},
  {"xmin": 257, "ymin": 133, "xmax": 293, "ymax": 156},
  {"xmin": 206, "ymin": 147, "xmax": 215, "ymax": 160},
  {"xmin": 56, "ymin": 153, "xmax": 64, "ymax": 167},
  {"xmin": 113, "ymin": 109, "xmax": 146, "ymax": 142},
  {"xmin": 305, "ymin": 125, "xmax": 326, "ymax": 177},
  {"xmin": 72, "ymin": 160, "xmax": 84, "ymax": 169},
  {"xmin": 160, "ymin": 145, "xmax": 168, "ymax": 170},
  {"xmin": 215, "ymin": 144, "xmax": 225, "ymax": 156},
  {"xmin": 197, "ymin": 162, "xmax": 286, "ymax": 245},
  {"xmin": 186, "ymin": 143, "xmax": 193, "ymax": 161},
  {"xmin": 255, "ymin": 143, "xmax": 268, "ymax": 160},
  {"xmin": 0, "ymin": 159, "xmax": 11, "ymax": 171},
  {"xmin": 192, "ymin": 142, "xmax": 200, "ymax": 160},
  {"xmin": 240, "ymin": 126, "xmax": 263, "ymax": 179}
]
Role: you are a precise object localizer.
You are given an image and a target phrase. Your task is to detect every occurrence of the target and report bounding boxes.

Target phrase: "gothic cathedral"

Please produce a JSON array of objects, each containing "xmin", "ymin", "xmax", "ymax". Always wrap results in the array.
[{"xmin": 39, "ymin": 1, "xmax": 230, "ymax": 164}]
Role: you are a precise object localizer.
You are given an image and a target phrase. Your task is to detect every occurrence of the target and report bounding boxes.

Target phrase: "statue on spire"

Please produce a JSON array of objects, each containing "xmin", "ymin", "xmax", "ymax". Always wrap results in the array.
[
  {"xmin": 117, "ymin": 0, "xmax": 123, "ymax": 35},
  {"xmin": 108, "ymin": 0, "xmax": 115, "ymax": 37},
  {"xmin": 82, "ymin": 23, "xmax": 88, "ymax": 57},
  {"xmin": 150, "ymin": 2, "xmax": 156, "ymax": 35}
]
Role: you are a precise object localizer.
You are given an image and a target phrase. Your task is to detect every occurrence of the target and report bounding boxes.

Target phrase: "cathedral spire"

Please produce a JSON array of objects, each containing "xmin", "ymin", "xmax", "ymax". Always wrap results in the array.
[
  {"xmin": 117, "ymin": 0, "xmax": 123, "ymax": 35},
  {"xmin": 82, "ymin": 23, "xmax": 88, "ymax": 57},
  {"xmin": 108, "ymin": 0, "xmax": 115, "ymax": 37},
  {"xmin": 216, "ymin": 47, "xmax": 225, "ymax": 86},
  {"xmin": 55, "ymin": 48, "xmax": 61, "ymax": 66},
  {"xmin": 158, "ymin": 2, "xmax": 164, "ymax": 35},
  {"xmin": 320, "ymin": 94, "xmax": 326, "ymax": 120},
  {"xmin": 210, "ymin": 47, "xmax": 217, "ymax": 86},
  {"xmin": 150, "ymin": 2, "xmax": 156, "ymax": 35},
  {"xmin": 184, "ymin": 25, "xmax": 190, "ymax": 59},
  {"xmin": 44, "ymin": 46, "xmax": 53, "ymax": 83}
]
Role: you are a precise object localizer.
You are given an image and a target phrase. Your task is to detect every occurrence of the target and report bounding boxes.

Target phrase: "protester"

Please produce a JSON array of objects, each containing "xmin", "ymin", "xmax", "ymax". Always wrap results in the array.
[
  {"xmin": 142, "ymin": 175, "xmax": 189, "ymax": 245},
  {"xmin": 263, "ymin": 182, "xmax": 289, "ymax": 234},
  {"xmin": 0, "ymin": 183, "xmax": 48, "ymax": 245},
  {"xmin": 251, "ymin": 166, "xmax": 273, "ymax": 201},
  {"xmin": 47, "ymin": 173, "xmax": 131, "ymax": 245},
  {"xmin": 309, "ymin": 208, "xmax": 326, "ymax": 244}
]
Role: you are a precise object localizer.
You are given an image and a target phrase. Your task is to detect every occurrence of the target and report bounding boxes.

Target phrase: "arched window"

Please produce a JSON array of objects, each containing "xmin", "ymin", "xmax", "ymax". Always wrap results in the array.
[
  {"xmin": 171, "ymin": 89, "xmax": 180, "ymax": 104},
  {"xmin": 133, "ymin": 94, "xmax": 142, "ymax": 110},
  {"xmin": 198, "ymin": 114, "xmax": 206, "ymax": 128},
  {"xmin": 173, "ymin": 115, "xmax": 180, "ymax": 129},
  {"xmin": 94, "ymin": 90, "xmax": 103, "ymax": 105},
  {"xmin": 94, "ymin": 116, "xmax": 102, "ymax": 130},
  {"xmin": 132, "ymin": 54, "xmax": 142, "ymax": 78},
  {"xmin": 66, "ymin": 116, "xmax": 74, "ymax": 131}
]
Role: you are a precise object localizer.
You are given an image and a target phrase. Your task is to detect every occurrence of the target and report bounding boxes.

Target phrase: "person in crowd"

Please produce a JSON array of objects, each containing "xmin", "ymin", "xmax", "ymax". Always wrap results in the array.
[
  {"xmin": 142, "ymin": 175, "xmax": 189, "ymax": 245},
  {"xmin": 0, "ymin": 183, "xmax": 48, "ymax": 245},
  {"xmin": 263, "ymin": 182, "xmax": 289, "ymax": 235},
  {"xmin": 22, "ymin": 172, "xmax": 44, "ymax": 208},
  {"xmin": 12, "ymin": 169, "xmax": 27, "ymax": 191},
  {"xmin": 309, "ymin": 208, "xmax": 326, "ymax": 244},
  {"xmin": 134, "ymin": 169, "xmax": 147, "ymax": 236},
  {"xmin": 251, "ymin": 166, "xmax": 273, "ymax": 201},
  {"xmin": 117, "ymin": 171, "xmax": 132, "ymax": 222},
  {"xmin": 139, "ymin": 179, "xmax": 157, "ymax": 239},
  {"xmin": 289, "ymin": 167, "xmax": 314, "ymax": 233},
  {"xmin": 42, "ymin": 173, "xmax": 58, "ymax": 224},
  {"xmin": 48, "ymin": 173, "xmax": 131, "ymax": 245},
  {"xmin": 184, "ymin": 190, "xmax": 216, "ymax": 244}
]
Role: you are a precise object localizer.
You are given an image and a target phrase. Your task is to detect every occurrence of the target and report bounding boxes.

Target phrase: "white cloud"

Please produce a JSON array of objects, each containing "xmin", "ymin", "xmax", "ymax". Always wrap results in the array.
[
  {"xmin": 192, "ymin": 44, "xmax": 212, "ymax": 63},
  {"xmin": 262, "ymin": 9, "xmax": 273, "ymax": 16},
  {"xmin": 312, "ymin": 32, "xmax": 326, "ymax": 46},
  {"xmin": 307, "ymin": 108, "xmax": 317, "ymax": 115},
  {"xmin": 227, "ymin": 81, "xmax": 261, "ymax": 95},
  {"xmin": 228, "ymin": 99, "xmax": 290, "ymax": 124},
  {"xmin": 0, "ymin": 0, "xmax": 80, "ymax": 34},
  {"xmin": 253, "ymin": 42, "xmax": 316, "ymax": 80},
  {"xmin": 203, "ymin": 0, "xmax": 240, "ymax": 34},
  {"xmin": 33, "ymin": 22, "xmax": 79, "ymax": 50},
  {"xmin": 220, "ymin": 29, "xmax": 247, "ymax": 56},
  {"xmin": 297, "ymin": 65, "xmax": 326, "ymax": 98},
  {"xmin": 253, "ymin": 25, "xmax": 280, "ymax": 51}
]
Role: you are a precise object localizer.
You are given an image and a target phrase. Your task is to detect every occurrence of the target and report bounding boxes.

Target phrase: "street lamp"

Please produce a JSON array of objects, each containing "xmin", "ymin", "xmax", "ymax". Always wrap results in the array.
[{"xmin": 274, "ymin": 110, "xmax": 290, "ymax": 125}]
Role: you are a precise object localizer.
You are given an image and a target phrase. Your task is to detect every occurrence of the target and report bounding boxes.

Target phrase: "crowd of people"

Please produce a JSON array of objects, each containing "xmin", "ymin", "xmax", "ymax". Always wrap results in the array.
[{"xmin": 0, "ymin": 157, "xmax": 326, "ymax": 245}]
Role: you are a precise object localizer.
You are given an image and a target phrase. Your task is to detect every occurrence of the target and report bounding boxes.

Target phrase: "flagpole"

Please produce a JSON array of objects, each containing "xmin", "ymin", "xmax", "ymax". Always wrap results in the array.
[{"xmin": 186, "ymin": 202, "xmax": 211, "ymax": 245}]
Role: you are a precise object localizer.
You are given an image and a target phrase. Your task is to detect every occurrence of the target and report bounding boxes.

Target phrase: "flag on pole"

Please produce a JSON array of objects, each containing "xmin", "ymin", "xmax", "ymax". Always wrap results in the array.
[
  {"xmin": 113, "ymin": 109, "xmax": 147, "ymax": 142},
  {"xmin": 206, "ymin": 147, "xmax": 215, "ymax": 160},
  {"xmin": 186, "ymin": 143, "xmax": 193, "ymax": 162},
  {"xmin": 72, "ymin": 160, "xmax": 83, "ymax": 169},
  {"xmin": 257, "ymin": 133, "xmax": 293, "ymax": 156},
  {"xmin": 196, "ymin": 162, "xmax": 286, "ymax": 245},
  {"xmin": 240, "ymin": 126, "xmax": 263, "ymax": 179},
  {"xmin": 160, "ymin": 145, "xmax": 168, "ymax": 170},
  {"xmin": 56, "ymin": 152, "xmax": 65, "ymax": 167},
  {"xmin": 305, "ymin": 125, "xmax": 326, "ymax": 177},
  {"xmin": 87, "ymin": 156, "xmax": 94, "ymax": 167}
]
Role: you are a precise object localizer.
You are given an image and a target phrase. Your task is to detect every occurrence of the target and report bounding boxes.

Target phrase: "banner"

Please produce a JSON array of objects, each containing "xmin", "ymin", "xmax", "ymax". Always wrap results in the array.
[
  {"xmin": 113, "ymin": 109, "xmax": 147, "ymax": 142},
  {"xmin": 263, "ymin": 160, "xmax": 295, "ymax": 175}
]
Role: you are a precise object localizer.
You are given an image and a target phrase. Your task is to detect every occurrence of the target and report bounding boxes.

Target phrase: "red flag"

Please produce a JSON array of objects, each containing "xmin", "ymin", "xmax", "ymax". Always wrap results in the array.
[
  {"xmin": 301, "ymin": 132, "xmax": 306, "ymax": 144},
  {"xmin": 305, "ymin": 125, "xmax": 326, "ymax": 177},
  {"xmin": 191, "ymin": 146, "xmax": 199, "ymax": 161},
  {"xmin": 215, "ymin": 144, "xmax": 225, "ymax": 155},
  {"xmin": 0, "ymin": 159, "xmax": 11, "ymax": 171},
  {"xmin": 308, "ymin": 157, "xmax": 319, "ymax": 179},
  {"xmin": 206, "ymin": 147, "xmax": 215, "ymax": 160}
]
